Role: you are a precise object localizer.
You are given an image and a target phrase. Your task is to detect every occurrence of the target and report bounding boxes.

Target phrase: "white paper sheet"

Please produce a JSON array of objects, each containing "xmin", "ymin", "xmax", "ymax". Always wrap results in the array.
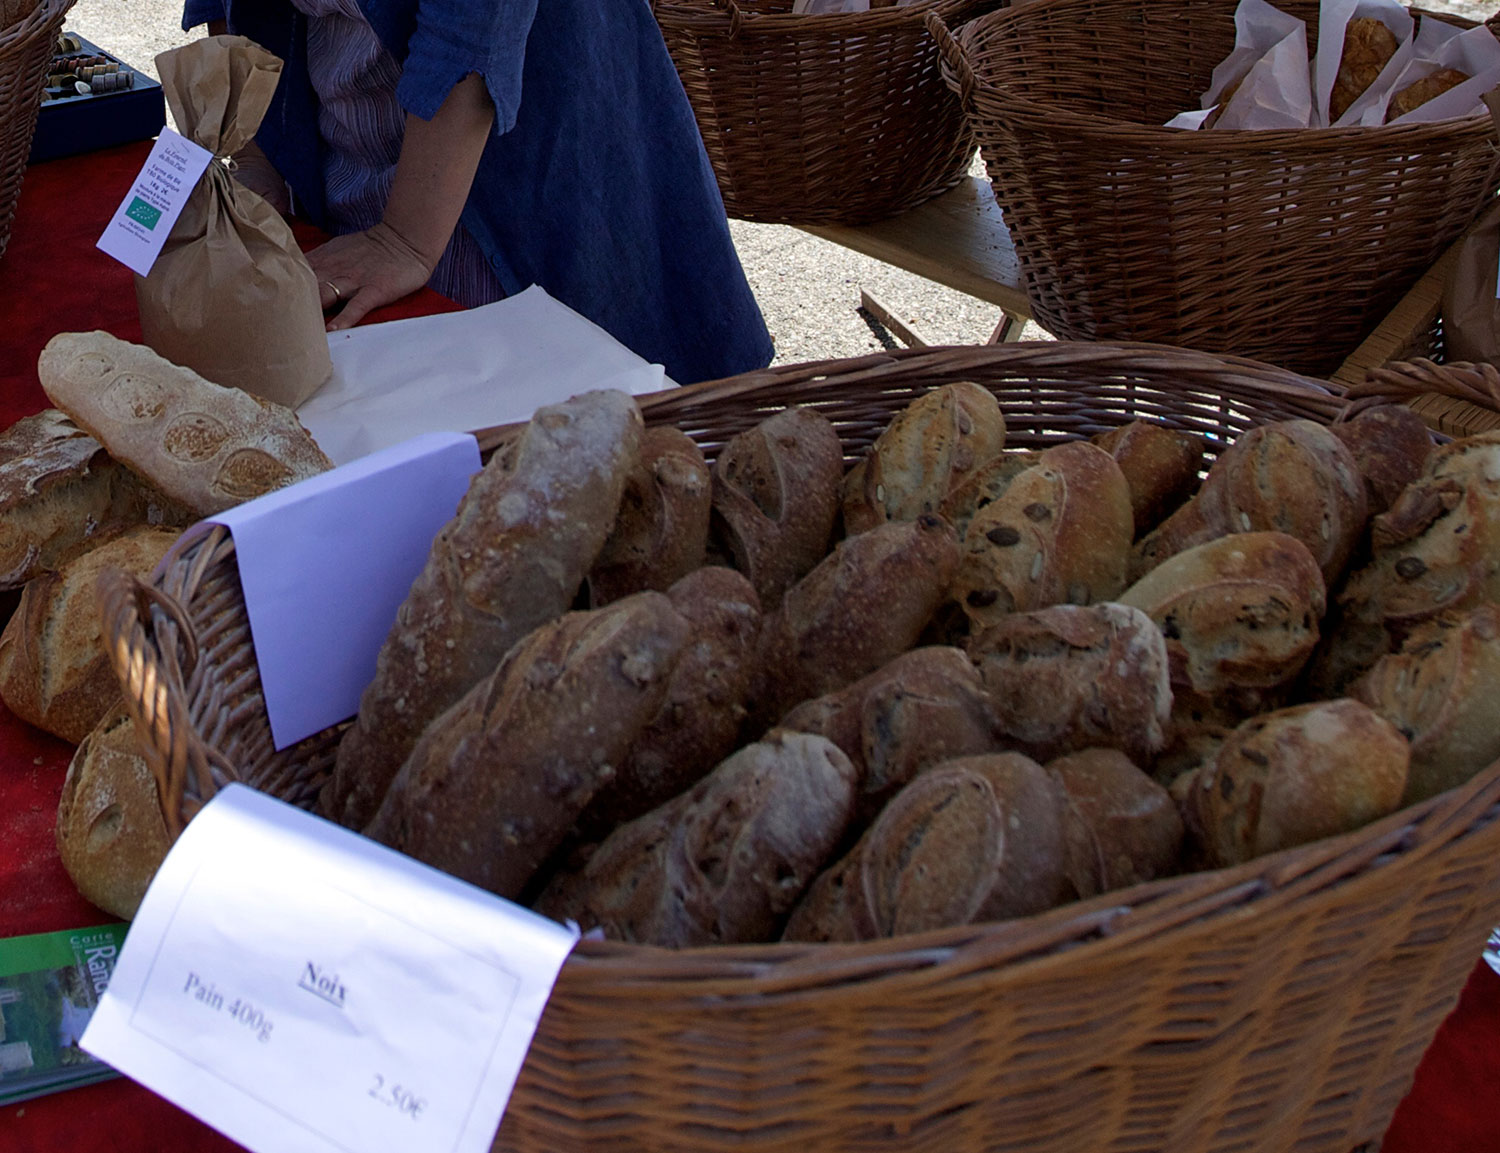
[
  {"xmin": 189, "ymin": 430, "xmax": 481, "ymax": 749},
  {"xmin": 1165, "ymin": 0, "xmax": 1311, "ymax": 130},
  {"xmin": 1383, "ymin": 20, "xmax": 1500, "ymax": 125},
  {"xmin": 297, "ymin": 285, "xmax": 669, "ymax": 466},
  {"xmin": 81, "ymin": 784, "xmax": 579, "ymax": 1153}
]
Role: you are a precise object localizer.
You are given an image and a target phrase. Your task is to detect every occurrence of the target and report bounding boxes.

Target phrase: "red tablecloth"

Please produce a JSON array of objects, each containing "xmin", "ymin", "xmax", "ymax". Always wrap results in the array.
[{"xmin": 0, "ymin": 140, "xmax": 1497, "ymax": 1153}]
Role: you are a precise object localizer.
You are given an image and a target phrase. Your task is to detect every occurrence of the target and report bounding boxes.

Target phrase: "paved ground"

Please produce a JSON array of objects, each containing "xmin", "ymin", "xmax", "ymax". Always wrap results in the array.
[{"xmin": 60, "ymin": 0, "xmax": 1490, "ymax": 368}]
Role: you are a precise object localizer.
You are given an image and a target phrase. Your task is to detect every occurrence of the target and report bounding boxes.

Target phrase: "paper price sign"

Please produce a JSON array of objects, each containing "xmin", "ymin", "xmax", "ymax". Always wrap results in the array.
[
  {"xmin": 96, "ymin": 127, "xmax": 214, "ymax": 277},
  {"xmin": 82, "ymin": 785, "xmax": 578, "ymax": 1153}
]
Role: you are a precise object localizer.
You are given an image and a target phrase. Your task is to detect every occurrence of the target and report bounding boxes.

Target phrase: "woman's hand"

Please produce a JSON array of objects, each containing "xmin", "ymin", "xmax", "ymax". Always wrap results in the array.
[
  {"xmin": 313, "ymin": 72, "xmax": 495, "ymax": 332},
  {"xmin": 308, "ymin": 221, "xmax": 437, "ymax": 331}
]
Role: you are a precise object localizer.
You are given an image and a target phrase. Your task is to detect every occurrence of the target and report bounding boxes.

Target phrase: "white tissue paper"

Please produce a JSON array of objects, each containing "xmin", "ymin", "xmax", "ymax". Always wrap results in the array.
[{"xmin": 1166, "ymin": 0, "xmax": 1312, "ymax": 130}]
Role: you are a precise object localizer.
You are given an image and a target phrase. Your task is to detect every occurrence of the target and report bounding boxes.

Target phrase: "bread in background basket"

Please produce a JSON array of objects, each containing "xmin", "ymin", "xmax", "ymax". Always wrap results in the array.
[{"xmin": 85, "ymin": 343, "xmax": 1500, "ymax": 1152}]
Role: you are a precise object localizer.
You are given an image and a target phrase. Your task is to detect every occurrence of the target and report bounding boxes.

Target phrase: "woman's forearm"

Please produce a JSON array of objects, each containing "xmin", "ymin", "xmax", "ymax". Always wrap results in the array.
[{"xmin": 383, "ymin": 71, "xmax": 495, "ymax": 270}]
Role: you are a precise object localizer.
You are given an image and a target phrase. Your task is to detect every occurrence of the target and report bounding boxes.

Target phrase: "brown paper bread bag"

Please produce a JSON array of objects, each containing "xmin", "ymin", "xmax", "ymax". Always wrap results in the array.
[
  {"xmin": 135, "ymin": 35, "xmax": 332, "ymax": 408},
  {"xmin": 1441, "ymin": 91, "xmax": 1500, "ymax": 368}
]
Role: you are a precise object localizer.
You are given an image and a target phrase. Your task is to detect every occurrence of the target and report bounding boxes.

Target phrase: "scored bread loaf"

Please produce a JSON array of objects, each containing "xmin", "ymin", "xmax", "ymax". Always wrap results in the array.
[
  {"xmin": 584, "ymin": 425, "xmax": 711, "ymax": 607},
  {"xmin": 1046, "ymin": 748, "xmax": 1183, "ymax": 897},
  {"xmin": 782, "ymin": 752, "xmax": 1070, "ymax": 942},
  {"xmin": 950, "ymin": 440, "xmax": 1134, "ymax": 632},
  {"xmin": 966, "ymin": 601, "xmax": 1173, "ymax": 765},
  {"xmin": 1329, "ymin": 404, "xmax": 1433, "ymax": 517},
  {"xmin": 708, "ymin": 405, "xmax": 844, "ymax": 610},
  {"xmin": 321, "ymin": 389, "xmax": 643, "ymax": 830},
  {"xmin": 935, "ymin": 449, "xmax": 1043, "ymax": 541},
  {"xmin": 534, "ymin": 731, "xmax": 857, "ymax": 947},
  {"xmin": 746, "ymin": 513, "xmax": 960, "ymax": 730},
  {"xmin": 0, "ymin": 410, "xmax": 192, "ymax": 590},
  {"xmin": 842, "ymin": 382, "xmax": 1006, "ymax": 531},
  {"xmin": 1090, "ymin": 420, "xmax": 1204, "ymax": 538},
  {"xmin": 365, "ymin": 590, "xmax": 692, "ymax": 900},
  {"xmin": 1184, "ymin": 699, "xmax": 1409, "ymax": 868},
  {"xmin": 778, "ymin": 645, "xmax": 1001, "ymax": 827},
  {"xmin": 37, "ymin": 330, "xmax": 332, "ymax": 516},
  {"xmin": 55, "ymin": 707, "xmax": 171, "ymax": 920},
  {"xmin": 0, "ymin": 526, "xmax": 182, "ymax": 743},
  {"xmin": 572, "ymin": 566, "xmax": 763, "ymax": 840}
]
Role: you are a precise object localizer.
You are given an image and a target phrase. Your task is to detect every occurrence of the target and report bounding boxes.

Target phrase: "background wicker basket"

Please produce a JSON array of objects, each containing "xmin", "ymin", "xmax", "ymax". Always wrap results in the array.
[
  {"xmin": 650, "ymin": 0, "xmax": 994, "ymax": 225},
  {"xmin": 929, "ymin": 0, "xmax": 1500, "ymax": 379},
  {"xmin": 0, "ymin": 0, "xmax": 74, "ymax": 263},
  {"xmin": 101, "ymin": 342, "xmax": 1500, "ymax": 1153}
]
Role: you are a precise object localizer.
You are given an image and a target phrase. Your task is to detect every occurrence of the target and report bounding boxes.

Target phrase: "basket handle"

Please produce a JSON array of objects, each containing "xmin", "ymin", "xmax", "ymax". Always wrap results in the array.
[
  {"xmin": 925, "ymin": 10, "xmax": 977, "ymax": 112},
  {"xmin": 710, "ymin": 0, "xmax": 749, "ymax": 38},
  {"xmin": 1341, "ymin": 357, "xmax": 1500, "ymax": 419}
]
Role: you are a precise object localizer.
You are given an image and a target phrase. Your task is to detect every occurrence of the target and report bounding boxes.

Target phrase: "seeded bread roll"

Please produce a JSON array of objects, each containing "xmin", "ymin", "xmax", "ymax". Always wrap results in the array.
[
  {"xmin": 534, "ymin": 731, "xmax": 857, "ymax": 946},
  {"xmin": 1184, "ymin": 699, "xmax": 1409, "ymax": 867},
  {"xmin": 746, "ymin": 513, "xmax": 960, "ymax": 730},
  {"xmin": 1351, "ymin": 604, "xmax": 1500, "ymax": 805},
  {"xmin": 322, "ymin": 389, "xmax": 643, "ymax": 830},
  {"xmin": 842, "ymin": 382, "xmax": 1007, "ymax": 528},
  {"xmin": 0, "ymin": 410, "xmax": 192, "ymax": 590},
  {"xmin": 584, "ymin": 425, "xmax": 712, "ymax": 607},
  {"xmin": 951, "ymin": 441, "xmax": 1134, "ymax": 632},
  {"xmin": 935, "ymin": 449, "xmax": 1044, "ymax": 541},
  {"xmin": 37, "ymin": 330, "xmax": 332, "ymax": 516},
  {"xmin": 366, "ymin": 590, "xmax": 692, "ymax": 900},
  {"xmin": 1090, "ymin": 421, "xmax": 1205, "ymax": 538},
  {"xmin": 779, "ymin": 645, "xmax": 1001, "ymax": 827},
  {"xmin": 1329, "ymin": 404, "xmax": 1433, "ymax": 516},
  {"xmin": 709, "ymin": 405, "xmax": 844, "ymax": 610},
  {"xmin": 1119, "ymin": 531, "xmax": 1326, "ymax": 726},
  {"xmin": 0, "ymin": 527, "xmax": 182, "ymax": 743},
  {"xmin": 55, "ymin": 707, "xmax": 171, "ymax": 920},
  {"xmin": 966, "ymin": 601, "xmax": 1173, "ymax": 765},
  {"xmin": 782, "ymin": 752, "xmax": 1070, "ymax": 942},
  {"xmin": 1045, "ymin": 748, "xmax": 1183, "ymax": 897},
  {"xmin": 1130, "ymin": 420, "xmax": 1367, "ymax": 587},
  {"xmin": 573, "ymin": 566, "xmax": 762, "ymax": 840}
]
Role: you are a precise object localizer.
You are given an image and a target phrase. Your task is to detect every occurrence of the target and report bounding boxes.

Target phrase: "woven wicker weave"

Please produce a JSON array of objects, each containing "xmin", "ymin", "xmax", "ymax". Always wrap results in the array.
[
  {"xmin": 650, "ymin": 0, "xmax": 992, "ymax": 225},
  {"xmin": 100, "ymin": 342, "xmax": 1500, "ymax": 1153},
  {"xmin": 0, "ymin": 0, "xmax": 74, "ymax": 262},
  {"xmin": 929, "ymin": 0, "xmax": 1500, "ymax": 378},
  {"xmin": 1344, "ymin": 356, "xmax": 1500, "ymax": 438}
]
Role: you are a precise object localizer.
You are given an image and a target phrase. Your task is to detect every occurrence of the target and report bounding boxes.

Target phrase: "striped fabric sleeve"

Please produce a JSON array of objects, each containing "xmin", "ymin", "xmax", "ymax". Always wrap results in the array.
[{"xmin": 393, "ymin": 0, "xmax": 537, "ymax": 133}]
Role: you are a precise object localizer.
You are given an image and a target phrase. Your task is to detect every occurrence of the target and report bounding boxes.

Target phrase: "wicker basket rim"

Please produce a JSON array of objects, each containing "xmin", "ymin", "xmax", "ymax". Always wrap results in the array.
[
  {"xmin": 653, "ymin": 0, "xmax": 972, "ymax": 33},
  {"xmin": 939, "ymin": 1, "xmax": 1496, "ymax": 147},
  {"xmin": 0, "ymin": 0, "xmax": 68, "ymax": 47}
]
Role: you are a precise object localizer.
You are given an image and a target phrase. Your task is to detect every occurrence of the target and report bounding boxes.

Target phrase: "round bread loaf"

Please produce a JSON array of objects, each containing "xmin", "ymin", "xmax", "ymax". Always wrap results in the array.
[
  {"xmin": 1351, "ymin": 604, "xmax": 1500, "ymax": 806},
  {"xmin": 534, "ymin": 731, "xmax": 857, "ymax": 947},
  {"xmin": 966, "ymin": 601, "xmax": 1173, "ymax": 765},
  {"xmin": 1045, "ymin": 748, "xmax": 1184, "ymax": 897},
  {"xmin": 55, "ymin": 707, "xmax": 170, "ymax": 919},
  {"xmin": 1185, "ymin": 699, "xmax": 1409, "ymax": 868},
  {"xmin": 1090, "ymin": 420, "xmax": 1204, "ymax": 538},
  {"xmin": 951, "ymin": 440, "xmax": 1134, "ymax": 632},
  {"xmin": 708, "ymin": 405, "xmax": 844, "ymax": 610},
  {"xmin": 1329, "ymin": 404, "xmax": 1433, "ymax": 516},
  {"xmin": 0, "ymin": 526, "xmax": 181, "ymax": 742}
]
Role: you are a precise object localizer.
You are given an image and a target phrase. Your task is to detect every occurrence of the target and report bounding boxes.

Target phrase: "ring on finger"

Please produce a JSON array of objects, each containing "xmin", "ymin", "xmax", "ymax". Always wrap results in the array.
[{"xmin": 322, "ymin": 280, "xmax": 343, "ymax": 304}]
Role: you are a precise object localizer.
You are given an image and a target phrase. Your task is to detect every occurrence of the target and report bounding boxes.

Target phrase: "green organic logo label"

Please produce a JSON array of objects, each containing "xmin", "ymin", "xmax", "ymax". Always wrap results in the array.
[{"xmin": 125, "ymin": 196, "xmax": 162, "ymax": 230}]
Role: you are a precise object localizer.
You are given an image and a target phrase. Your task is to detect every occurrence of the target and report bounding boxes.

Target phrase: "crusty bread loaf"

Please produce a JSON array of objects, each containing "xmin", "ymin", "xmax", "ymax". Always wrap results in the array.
[
  {"xmin": 0, "ymin": 409, "xmax": 192, "ymax": 590},
  {"xmin": 55, "ymin": 707, "xmax": 170, "ymax": 919},
  {"xmin": 1184, "ymin": 699, "xmax": 1409, "ymax": 867},
  {"xmin": 1045, "ymin": 748, "xmax": 1183, "ymax": 897},
  {"xmin": 966, "ymin": 601, "xmax": 1173, "ymax": 765},
  {"xmin": 573, "ymin": 566, "xmax": 762, "ymax": 840},
  {"xmin": 1130, "ymin": 420, "xmax": 1367, "ymax": 586},
  {"xmin": 1351, "ymin": 604, "xmax": 1500, "ymax": 806},
  {"xmin": 584, "ymin": 425, "xmax": 712, "ymax": 607},
  {"xmin": 782, "ymin": 752, "xmax": 1070, "ymax": 942},
  {"xmin": 747, "ymin": 513, "xmax": 960, "ymax": 730},
  {"xmin": 951, "ymin": 440, "xmax": 1134, "ymax": 632},
  {"xmin": 322, "ymin": 389, "xmax": 643, "ymax": 830},
  {"xmin": 0, "ymin": 526, "xmax": 181, "ymax": 743},
  {"xmin": 1091, "ymin": 420, "xmax": 1204, "ymax": 538},
  {"xmin": 365, "ymin": 590, "xmax": 692, "ymax": 899},
  {"xmin": 936, "ymin": 449, "xmax": 1043, "ymax": 540},
  {"xmin": 1331, "ymin": 16, "xmax": 1399, "ymax": 122},
  {"xmin": 1329, "ymin": 404, "xmax": 1433, "ymax": 516},
  {"xmin": 1119, "ymin": 531, "xmax": 1326, "ymax": 725},
  {"xmin": 1386, "ymin": 67, "xmax": 1470, "ymax": 121},
  {"xmin": 37, "ymin": 331, "xmax": 332, "ymax": 516},
  {"xmin": 534, "ymin": 731, "xmax": 857, "ymax": 946},
  {"xmin": 779, "ymin": 645, "xmax": 1001, "ymax": 826},
  {"xmin": 708, "ymin": 405, "xmax": 844, "ymax": 610},
  {"xmin": 843, "ymin": 382, "xmax": 1006, "ymax": 528}
]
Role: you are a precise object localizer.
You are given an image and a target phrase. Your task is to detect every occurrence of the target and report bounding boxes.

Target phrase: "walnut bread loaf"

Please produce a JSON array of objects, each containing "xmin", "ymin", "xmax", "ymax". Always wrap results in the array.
[{"xmin": 322, "ymin": 389, "xmax": 643, "ymax": 830}]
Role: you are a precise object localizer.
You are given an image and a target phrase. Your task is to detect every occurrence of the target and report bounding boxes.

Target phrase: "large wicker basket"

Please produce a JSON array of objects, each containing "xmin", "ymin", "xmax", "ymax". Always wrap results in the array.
[
  {"xmin": 651, "ymin": 0, "xmax": 992, "ymax": 226},
  {"xmin": 102, "ymin": 342, "xmax": 1500, "ymax": 1153},
  {"xmin": 928, "ymin": 0, "xmax": 1500, "ymax": 378},
  {"xmin": 0, "ymin": 0, "xmax": 74, "ymax": 262}
]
